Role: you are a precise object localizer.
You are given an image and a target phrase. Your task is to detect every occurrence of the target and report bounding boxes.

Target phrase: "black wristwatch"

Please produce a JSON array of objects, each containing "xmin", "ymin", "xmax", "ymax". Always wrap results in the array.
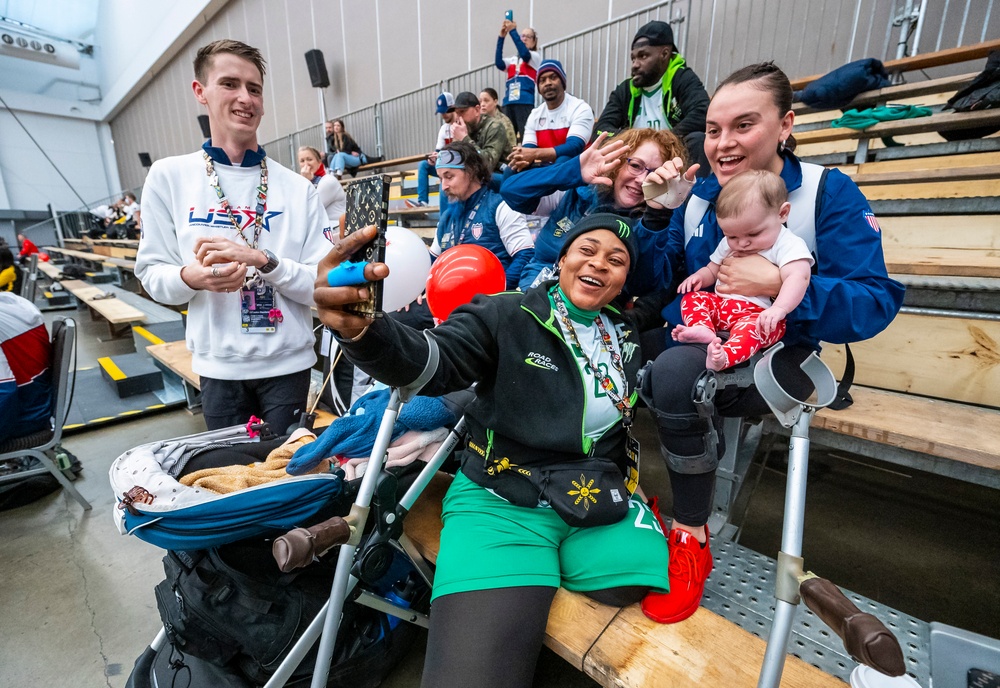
[{"xmin": 259, "ymin": 249, "xmax": 279, "ymax": 274}]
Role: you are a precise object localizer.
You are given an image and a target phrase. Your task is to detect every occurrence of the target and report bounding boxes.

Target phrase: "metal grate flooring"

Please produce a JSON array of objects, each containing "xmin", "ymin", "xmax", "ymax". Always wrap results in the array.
[{"xmin": 701, "ymin": 536, "xmax": 930, "ymax": 685}]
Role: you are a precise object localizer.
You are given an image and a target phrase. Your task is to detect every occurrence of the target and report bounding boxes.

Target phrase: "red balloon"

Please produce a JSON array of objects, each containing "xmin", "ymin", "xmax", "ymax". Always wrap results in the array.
[
  {"xmin": 426, "ymin": 245, "xmax": 506, "ymax": 321},
  {"xmin": 39, "ymin": 253, "xmax": 50, "ymax": 262}
]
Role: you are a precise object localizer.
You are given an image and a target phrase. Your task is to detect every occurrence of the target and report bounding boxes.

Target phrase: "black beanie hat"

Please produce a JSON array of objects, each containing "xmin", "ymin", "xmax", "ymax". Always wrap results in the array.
[
  {"xmin": 557, "ymin": 213, "xmax": 638, "ymax": 271},
  {"xmin": 632, "ymin": 20, "xmax": 674, "ymax": 49}
]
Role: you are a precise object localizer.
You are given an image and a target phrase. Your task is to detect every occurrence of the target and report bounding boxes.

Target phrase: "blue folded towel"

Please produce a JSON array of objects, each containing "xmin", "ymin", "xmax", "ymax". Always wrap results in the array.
[{"xmin": 286, "ymin": 388, "xmax": 456, "ymax": 475}]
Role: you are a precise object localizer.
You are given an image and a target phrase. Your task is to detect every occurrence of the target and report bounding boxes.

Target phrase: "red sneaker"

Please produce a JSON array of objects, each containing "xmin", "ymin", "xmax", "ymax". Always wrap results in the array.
[{"xmin": 641, "ymin": 526, "xmax": 714, "ymax": 624}]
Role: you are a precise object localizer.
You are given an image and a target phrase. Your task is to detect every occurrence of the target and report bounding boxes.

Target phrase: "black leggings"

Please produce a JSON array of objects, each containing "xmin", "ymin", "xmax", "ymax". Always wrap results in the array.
[
  {"xmin": 421, "ymin": 585, "xmax": 647, "ymax": 688},
  {"xmin": 647, "ymin": 343, "xmax": 815, "ymax": 526}
]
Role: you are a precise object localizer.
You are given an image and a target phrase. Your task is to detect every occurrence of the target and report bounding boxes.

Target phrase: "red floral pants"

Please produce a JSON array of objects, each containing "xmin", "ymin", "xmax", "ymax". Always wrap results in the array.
[{"xmin": 680, "ymin": 291, "xmax": 785, "ymax": 368}]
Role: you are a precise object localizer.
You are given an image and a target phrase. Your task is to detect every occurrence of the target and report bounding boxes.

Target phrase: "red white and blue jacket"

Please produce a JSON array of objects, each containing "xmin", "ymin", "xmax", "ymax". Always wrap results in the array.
[
  {"xmin": 495, "ymin": 30, "xmax": 541, "ymax": 107},
  {"xmin": 0, "ymin": 293, "xmax": 53, "ymax": 442}
]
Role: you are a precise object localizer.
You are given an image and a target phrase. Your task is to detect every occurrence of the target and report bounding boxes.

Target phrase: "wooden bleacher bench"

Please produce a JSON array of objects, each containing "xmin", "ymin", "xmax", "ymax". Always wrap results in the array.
[
  {"xmin": 60, "ymin": 279, "xmax": 147, "ymax": 339},
  {"xmin": 790, "ymin": 38, "xmax": 1000, "ymax": 91},
  {"xmin": 794, "ymin": 110, "xmax": 1000, "ymax": 147},
  {"xmin": 792, "ymin": 72, "xmax": 977, "ymax": 116},
  {"xmin": 402, "ymin": 472, "xmax": 845, "ymax": 687},
  {"xmin": 355, "ymin": 153, "xmax": 428, "ymax": 174},
  {"xmin": 791, "ymin": 40, "xmax": 1000, "ymax": 164}
]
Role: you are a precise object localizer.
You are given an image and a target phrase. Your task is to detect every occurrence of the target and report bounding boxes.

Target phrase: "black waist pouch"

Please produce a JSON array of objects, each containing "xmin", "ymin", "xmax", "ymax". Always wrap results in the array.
[{"xmin": 470, "ymin": 454, "xmax": 630, "ymax": 528}]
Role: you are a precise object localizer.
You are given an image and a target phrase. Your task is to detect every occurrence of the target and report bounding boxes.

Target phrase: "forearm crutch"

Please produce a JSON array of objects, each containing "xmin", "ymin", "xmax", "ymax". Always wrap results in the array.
[{"xmin": 753, "ymin": 343, "xmax": 905, "ymax": 688}]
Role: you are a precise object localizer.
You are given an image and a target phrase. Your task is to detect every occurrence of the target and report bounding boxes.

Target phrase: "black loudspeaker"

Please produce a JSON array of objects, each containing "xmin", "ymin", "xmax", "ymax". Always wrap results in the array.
[
  {"xmin": 304, "ymin": 49, "xmax": 330, "ymax": 88},
  {"xmin": 197, "ymin": 114, "xmax": 212, "ymax": 139},
  {"xmin": 138, "ymin": 152, "xmax": 153, "ymax": 168}
]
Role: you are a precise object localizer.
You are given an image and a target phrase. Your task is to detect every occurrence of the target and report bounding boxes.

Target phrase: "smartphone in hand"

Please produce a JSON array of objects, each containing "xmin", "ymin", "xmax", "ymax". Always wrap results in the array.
[
  {"xmin": 505, "ymin": 9, "xmax": 513, "ymax": 21},
  {"xmin": 343, "ymin": 174, "xmax": 390, "ymax": 318}
]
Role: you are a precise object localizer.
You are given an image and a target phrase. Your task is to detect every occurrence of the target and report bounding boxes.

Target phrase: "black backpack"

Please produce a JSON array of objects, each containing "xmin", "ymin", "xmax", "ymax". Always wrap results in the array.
[
  {"xmin": 941, "ymin": 49, "xmax": 1000, "ymax": 140},
  {"xmin": 150, "ymin": 537, "xmax": 425, "ymax": 687}
]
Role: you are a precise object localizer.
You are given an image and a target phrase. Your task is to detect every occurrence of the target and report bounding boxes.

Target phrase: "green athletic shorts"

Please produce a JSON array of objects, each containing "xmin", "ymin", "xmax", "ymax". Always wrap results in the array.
[{"xmin": 431, "ymin": 471, "xmax": 671, "ymax": 601}]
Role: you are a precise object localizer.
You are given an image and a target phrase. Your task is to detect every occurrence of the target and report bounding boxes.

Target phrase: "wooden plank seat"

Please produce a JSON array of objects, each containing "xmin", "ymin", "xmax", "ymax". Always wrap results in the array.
[
  {"xmin": 790, "ymin": 38, "xmax": 1000, "ymax": 91},
  {"xmin": 402, "ymin": 472, "xmax": 846, "ymax": 687},
  {"xmin": 851, "ymin": 213, "xmax": 1000, "ymax": 278},
  {"xmin": 45, "ymin": 246, "xmax": 114, "ymax": 270},
  {"xmin": 774, "ymin": 385, "xmax": 1000, "ymax": 490},
  {"xmin": 36, "ymin": 261, "xmax": 62, "ymax": 280},
  {"xmin": 59, "ymin": 279, "xmax": 147, "ymax": 339},
  {"xmin": 792, "ymin": 72, "xmax": 977, "ymax": 116},
  {"xmin": 794, "ymin": 110, "xmax": 1000, "ymax": 146},
  {"xmin": 355, "ymin": 152, "xmax": 429, "ymax": 174},
  {"xmin": 772, "ymin": 310, "xmax": 1000, "ymax": 490}
]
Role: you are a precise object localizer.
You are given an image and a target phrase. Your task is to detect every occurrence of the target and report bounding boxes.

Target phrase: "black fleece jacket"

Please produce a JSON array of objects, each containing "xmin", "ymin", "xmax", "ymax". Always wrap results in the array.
[
  {"xmin": 337, "ymin": 282, "xmax": 643, "ymax": 493},
  {"xmin": 593, "ymin": 66, "xmax": 709, "ymax": 140}
]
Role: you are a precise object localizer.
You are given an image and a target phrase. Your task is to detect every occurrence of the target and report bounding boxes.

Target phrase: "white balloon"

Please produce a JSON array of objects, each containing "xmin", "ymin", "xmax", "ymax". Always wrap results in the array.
[{"xmin": 382, "ymin": 226, "xmax": 432, "ymax": 312}]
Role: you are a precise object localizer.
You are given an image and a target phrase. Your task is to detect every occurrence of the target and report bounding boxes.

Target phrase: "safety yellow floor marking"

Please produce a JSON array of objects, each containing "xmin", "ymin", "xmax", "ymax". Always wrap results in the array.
[{"xmin": 98, "ymin": 357, "xmax": 126, "ymax": 381}]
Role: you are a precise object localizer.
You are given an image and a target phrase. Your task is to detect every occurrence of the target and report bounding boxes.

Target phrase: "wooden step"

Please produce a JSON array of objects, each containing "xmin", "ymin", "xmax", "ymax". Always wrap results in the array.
[
  {"xmin": 811, "ymin": 386, "xmax": 1000, "ymax": 472},
  {"xmin": 821, "ymin": 311, "xmax": 1000, "ymax": 408}
]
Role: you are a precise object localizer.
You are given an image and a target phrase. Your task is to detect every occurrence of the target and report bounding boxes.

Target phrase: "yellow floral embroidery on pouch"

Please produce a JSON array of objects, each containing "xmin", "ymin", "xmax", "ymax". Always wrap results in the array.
[{"xmin": 568, "ymin": 474, "xmax": 601, "ymax": 510}]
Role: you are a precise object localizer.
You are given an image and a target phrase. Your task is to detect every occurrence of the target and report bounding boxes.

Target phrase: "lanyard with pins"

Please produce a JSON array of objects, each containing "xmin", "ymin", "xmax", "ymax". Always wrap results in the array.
[
  {"xmin": 552, "ymin": 289, "xmax": 633, "ymax": 427},
  {"xmin": 202, "ymin": 151, "xmax": 268, "ymax": 287}
]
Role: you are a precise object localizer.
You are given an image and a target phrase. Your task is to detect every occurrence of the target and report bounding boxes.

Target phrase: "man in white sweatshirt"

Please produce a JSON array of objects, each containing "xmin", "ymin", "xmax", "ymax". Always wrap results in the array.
[{"xmin": 136, "ymin": 39, "xmax": 332, "ymax": 432}]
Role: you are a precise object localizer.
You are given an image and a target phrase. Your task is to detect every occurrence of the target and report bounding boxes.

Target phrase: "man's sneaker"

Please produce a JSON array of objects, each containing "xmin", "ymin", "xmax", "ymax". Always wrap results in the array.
[
  {"xmin": 641, "ymin": 526, "xmax": 713, "ymax": 624},
  {"xmin": 404, "ymin": 199, "xmax": 428, "ymax": 208}
]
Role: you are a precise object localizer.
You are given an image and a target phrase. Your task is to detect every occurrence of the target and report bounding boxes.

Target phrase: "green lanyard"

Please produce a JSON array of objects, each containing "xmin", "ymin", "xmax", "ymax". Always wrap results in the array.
[{"xmin": 552, "ymin": 290, "xmax": 633, "ymax": 427}]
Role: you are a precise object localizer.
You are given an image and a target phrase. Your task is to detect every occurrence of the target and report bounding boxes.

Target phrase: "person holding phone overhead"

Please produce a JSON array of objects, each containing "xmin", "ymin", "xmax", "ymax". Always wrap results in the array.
[{"xmin": 495, "ymin": 13, "xmax": 541, "ymax": 141}]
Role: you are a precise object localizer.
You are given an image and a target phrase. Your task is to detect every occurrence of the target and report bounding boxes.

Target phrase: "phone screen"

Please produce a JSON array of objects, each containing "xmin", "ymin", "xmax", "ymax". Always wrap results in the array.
[{"xmin": 343, "ymin": 174, "xmax": 390, "ymax": 318}]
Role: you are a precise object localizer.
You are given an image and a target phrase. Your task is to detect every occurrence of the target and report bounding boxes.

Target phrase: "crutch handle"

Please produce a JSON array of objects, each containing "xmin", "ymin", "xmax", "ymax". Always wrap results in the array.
[
  {"xmin": 799, "ymin": 576, "xmax": 906, "ymax": 677},
  {"xmin": 272, "ymin": 516, "xmax": 353, "ymax": 572}
]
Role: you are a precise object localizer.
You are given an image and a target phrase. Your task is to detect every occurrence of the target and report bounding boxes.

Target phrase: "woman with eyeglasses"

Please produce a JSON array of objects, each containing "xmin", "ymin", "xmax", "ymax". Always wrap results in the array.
[
  {"xmin": 500, "ymin": 127, "xmax": 687, "ymax": 292},
  {"xmin": 495, "ymin": 21, "xmax": 541, "ymax": 140}
]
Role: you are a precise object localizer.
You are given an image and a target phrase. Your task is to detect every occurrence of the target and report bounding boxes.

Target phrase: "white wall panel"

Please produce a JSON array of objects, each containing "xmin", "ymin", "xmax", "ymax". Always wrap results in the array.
[{"xmin": 0, "ymin": 111, "xmax": 113, "ymax": 211}]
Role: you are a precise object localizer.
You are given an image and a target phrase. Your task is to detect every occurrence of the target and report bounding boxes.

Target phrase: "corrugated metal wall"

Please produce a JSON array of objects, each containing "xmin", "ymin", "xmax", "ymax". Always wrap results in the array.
[{"xmin": 111, "ymin": 0, "xmax": 999, "ymax": 191}]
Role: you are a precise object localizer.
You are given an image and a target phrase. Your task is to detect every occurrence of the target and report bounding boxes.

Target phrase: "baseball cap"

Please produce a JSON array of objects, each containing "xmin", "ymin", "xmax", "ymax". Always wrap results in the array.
[
  {"xmin": 453, "ymin": 91, "xmax": 481, "ymax": 109},
  {"xmin": 436, "ymin": 92, "xmax": 455, "ymax": 114},
  {"xmin": 557, "ymin": 213, "xmax": 637, "ymax": 271},
  {"xmin": 632, "ymin": 20, "xmax": 674, "ymax": 49},
  {"xmin": 536, "ymin": 59, "xmax": 567, "ymax": 87}
]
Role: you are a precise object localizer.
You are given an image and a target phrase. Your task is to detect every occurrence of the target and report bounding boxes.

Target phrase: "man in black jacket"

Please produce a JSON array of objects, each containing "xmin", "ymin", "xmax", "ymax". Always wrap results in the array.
[{"xmin": 593, "ymin": 20, "xmax": 709, "ymax": 172}]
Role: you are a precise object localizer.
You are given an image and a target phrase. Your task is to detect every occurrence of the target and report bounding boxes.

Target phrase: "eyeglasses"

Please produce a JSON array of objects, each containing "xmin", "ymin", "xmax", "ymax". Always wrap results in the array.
[
  {"xmin": 624, "ymin": 158, "xmax": 657, "ymax": 178},
  {"xmin": 522, "ymin": 33, "xmax": 536, "ymax": 40}
]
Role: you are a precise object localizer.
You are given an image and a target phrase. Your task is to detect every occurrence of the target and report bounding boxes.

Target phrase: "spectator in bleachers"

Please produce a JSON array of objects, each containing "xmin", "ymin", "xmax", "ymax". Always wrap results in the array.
[
  {"xmin": 594, "ymin": 20, "xmax": 709, "ymax": 171},
  {"xmin": 632, "ymin": 62, "xmax": 904, "ymax": 626},
  {"xmin": 433, "ymin": 141, "xmax": 534, "ymax": 289},
  {"xmin": 326, "ymin": 119, "xmax": 366, "ymax": 179},
  {"xmin": 407, "ymin": 92, "xmax": 456, "ymax": 209},
  {"xmin": 16, "ymin": 234, "xmax": 39, "ymax": 266},
  {"xmin": 495, "ymin": 20, "xmax": 541, "ymax": 139},
  {"xmin": 508, "ymin": 59, "xmax": 594, "ymax": 173},
  {"xmin": 121, "ymin": 192, "xmax": 142, "ymax": 239},
  {"xmin": 0, "ymin": 293, "xmax": 53, "ymax": 444},
  {"xmin": 390, "ymin": 141, "xmax": 534, "ymax": 332},
  {"xmin": 298, "ymin": 145, "xmax": 346, "ymax": 222},
  {"xmin": 450, "ymin": 92, "xmax": 513, "ymax": 174},
  {"xmin": 136, "ymin": 39, "xmax": 331, "ymax": 432},
  {"xmin": 502, "ymin": 128, "xmax": 685, "ymax": 290},
  {"xmin": 479, "ymin": 88, "xmax": 517, "ymax": 149},
  {"xmin": 0, "ymin": 246, "xmax": 17, "ymax": 292}
]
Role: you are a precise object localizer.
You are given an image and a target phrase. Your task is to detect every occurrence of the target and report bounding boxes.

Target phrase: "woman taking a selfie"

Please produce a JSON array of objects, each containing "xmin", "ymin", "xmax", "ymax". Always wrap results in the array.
[{"xmin": 313, "ymin": 214, "xmax": 670, "ymax": 688}]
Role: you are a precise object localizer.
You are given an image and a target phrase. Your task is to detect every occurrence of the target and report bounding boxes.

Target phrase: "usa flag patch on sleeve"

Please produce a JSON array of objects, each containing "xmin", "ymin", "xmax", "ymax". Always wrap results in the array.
[{"xmin": 863, "ymin": 210, "xmax": 881, "ymax": 233}]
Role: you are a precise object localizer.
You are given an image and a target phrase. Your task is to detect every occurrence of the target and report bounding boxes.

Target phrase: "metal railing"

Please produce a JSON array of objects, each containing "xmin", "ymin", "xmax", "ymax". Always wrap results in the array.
[{"xmin": 261, "ymin": 0, "xmax": 994, "ymax": 166}]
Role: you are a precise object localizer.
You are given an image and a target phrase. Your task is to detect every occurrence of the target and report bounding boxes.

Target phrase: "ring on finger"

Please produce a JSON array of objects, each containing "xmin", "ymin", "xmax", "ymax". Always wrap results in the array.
[{"xmin": 212, "ymin": 266, "xmax": 220, "ymax": 278}]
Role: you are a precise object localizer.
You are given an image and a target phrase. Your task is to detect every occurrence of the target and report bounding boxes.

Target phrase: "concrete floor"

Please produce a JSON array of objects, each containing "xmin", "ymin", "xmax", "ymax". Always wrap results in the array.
[{"xmin": 1, "ymin": 311, "xmax": 997, "ymax": 687}]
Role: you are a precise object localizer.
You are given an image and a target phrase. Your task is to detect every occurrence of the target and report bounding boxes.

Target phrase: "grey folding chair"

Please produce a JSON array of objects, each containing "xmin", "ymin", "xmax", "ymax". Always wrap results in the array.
[{"xmin": 0, "ymin": 317, "xmax": 90, "ymax": 510}]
